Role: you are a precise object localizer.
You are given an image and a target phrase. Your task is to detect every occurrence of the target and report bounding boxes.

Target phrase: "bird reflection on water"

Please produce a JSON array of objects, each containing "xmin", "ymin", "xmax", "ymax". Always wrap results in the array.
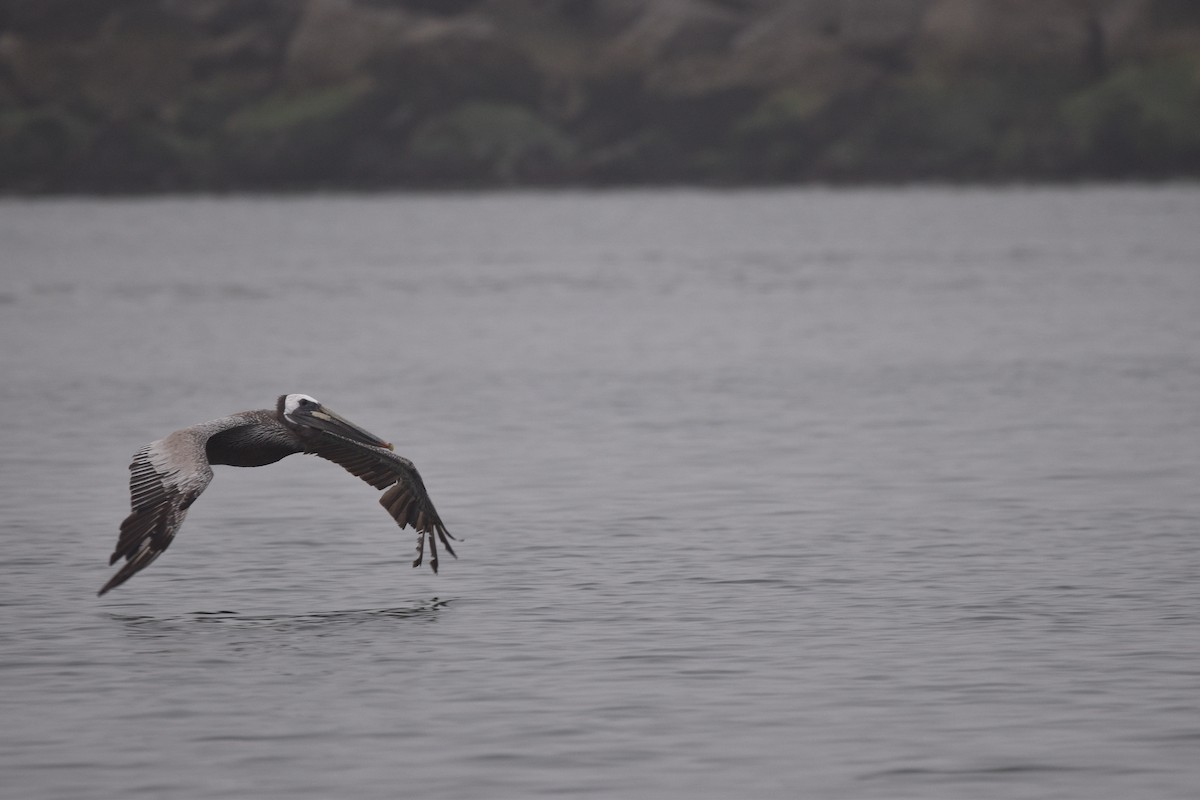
[{"xmin": 111, "ymin": 598, "xmax": 452, "ymax": 635}]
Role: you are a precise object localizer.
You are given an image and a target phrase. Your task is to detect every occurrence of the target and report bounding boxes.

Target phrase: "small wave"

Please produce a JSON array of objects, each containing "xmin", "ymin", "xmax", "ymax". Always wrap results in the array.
[
  {"xmin": 860, "ymin": 761, "xmax": 1097, "ymax": 782},
  {"xmin": 110, "ymin": 282, "xmax": 271, "ymax": 302}
]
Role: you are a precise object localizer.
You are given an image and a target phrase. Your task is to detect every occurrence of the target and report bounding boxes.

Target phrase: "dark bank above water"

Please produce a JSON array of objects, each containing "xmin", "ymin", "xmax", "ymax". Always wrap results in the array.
[{"xmin": 3, "ymin": 0, "xmax": 1200, "ymax": 193}]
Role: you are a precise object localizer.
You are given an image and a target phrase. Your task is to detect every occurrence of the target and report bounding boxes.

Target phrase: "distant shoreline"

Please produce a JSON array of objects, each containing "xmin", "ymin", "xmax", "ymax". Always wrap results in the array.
[{"xmin": 3, "ymin": 1, "xmax": 1199, "ymax": 193}]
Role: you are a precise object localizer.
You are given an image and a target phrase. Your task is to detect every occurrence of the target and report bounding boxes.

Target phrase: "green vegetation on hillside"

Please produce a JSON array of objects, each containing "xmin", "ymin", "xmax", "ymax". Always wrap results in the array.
[{"xmin": 1, "ymin": 0, "xmax": 1198, "ymax": 191}]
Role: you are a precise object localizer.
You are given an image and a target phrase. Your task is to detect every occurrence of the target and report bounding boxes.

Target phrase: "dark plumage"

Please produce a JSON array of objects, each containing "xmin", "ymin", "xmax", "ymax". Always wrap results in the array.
[{"xmin": 99, "ymin": 394, "xmax": 455, "ymax": 596}]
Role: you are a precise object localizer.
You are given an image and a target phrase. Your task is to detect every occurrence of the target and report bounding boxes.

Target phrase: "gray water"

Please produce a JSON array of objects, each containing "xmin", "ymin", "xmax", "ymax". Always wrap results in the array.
[{"xmin": 1, "ymin": 187, "xmax": 1198, "ymax": 799}]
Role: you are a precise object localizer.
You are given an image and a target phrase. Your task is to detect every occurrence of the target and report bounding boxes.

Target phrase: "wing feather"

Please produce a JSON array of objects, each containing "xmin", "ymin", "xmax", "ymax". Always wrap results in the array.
[
  {"xmin": 99, "ymin": 431, "xmax": 215, "ymax": 596},
  {"xmin": 307, "ymin": 437, "xmax": 456, "ymax": 572}
]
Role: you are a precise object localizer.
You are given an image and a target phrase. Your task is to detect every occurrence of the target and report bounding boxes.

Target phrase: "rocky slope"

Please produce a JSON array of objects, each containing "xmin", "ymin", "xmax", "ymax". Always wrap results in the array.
[{"xmin": 2, "ymin": 0, "xmax": 1198, "ymax": 191}]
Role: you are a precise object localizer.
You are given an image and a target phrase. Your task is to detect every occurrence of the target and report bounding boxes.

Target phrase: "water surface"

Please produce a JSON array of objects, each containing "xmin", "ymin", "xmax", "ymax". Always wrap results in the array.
[{"xmin": 1, "ymin": 187, "xmax": 1198, "ymax": 798}]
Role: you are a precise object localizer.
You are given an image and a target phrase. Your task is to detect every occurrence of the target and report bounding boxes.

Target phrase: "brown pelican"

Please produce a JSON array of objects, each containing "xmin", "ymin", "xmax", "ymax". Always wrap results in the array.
[{"xmin": 99, "ymin": 394, "xmax": 456, "ymax": 596}]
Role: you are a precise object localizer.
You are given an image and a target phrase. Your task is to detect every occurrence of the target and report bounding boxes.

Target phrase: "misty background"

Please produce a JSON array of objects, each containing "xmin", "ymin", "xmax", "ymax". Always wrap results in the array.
[{"xmin": 2, "ymin": 0, "xmax": 1200, "ymax": 192}]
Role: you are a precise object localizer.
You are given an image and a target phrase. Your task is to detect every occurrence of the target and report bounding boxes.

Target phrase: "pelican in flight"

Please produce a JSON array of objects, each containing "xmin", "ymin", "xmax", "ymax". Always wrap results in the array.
[{"xmin": 99, "ymin": 394, "xmax": 456, "ymax": 596}]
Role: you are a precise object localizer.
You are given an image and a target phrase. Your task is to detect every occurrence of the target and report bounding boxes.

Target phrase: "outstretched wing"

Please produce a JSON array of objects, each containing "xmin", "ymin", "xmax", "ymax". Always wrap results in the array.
[
  {"xmin": 306, "ymin": 437, "xmax": 457, "ymax": 572},
  {"xmin": 99, "ymin": 431, "xmax": 214, "ymax": 596}
]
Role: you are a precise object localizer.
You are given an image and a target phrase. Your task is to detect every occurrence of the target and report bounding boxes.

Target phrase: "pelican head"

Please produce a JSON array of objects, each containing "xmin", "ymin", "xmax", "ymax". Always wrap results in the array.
[{"xmin": 279, "ymin": 394, "xmax": 394, "ymax": 450}]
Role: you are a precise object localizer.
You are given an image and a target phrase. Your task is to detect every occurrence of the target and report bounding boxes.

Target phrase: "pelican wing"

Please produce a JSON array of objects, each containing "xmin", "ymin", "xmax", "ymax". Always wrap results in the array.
[
  {"xmin": 99, "ymin": 431, "xmax": 215, "ymax": 596},
  {"xmin": 306, "ymin": 436, "xmax": 457, "ymax": 572}
]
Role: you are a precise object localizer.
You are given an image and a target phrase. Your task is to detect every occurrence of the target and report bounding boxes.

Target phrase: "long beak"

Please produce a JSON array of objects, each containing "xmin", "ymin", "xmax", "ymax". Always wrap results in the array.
[{"xmin": 303, "ymin": 406, "xmax": 395, "ymax": 450}]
